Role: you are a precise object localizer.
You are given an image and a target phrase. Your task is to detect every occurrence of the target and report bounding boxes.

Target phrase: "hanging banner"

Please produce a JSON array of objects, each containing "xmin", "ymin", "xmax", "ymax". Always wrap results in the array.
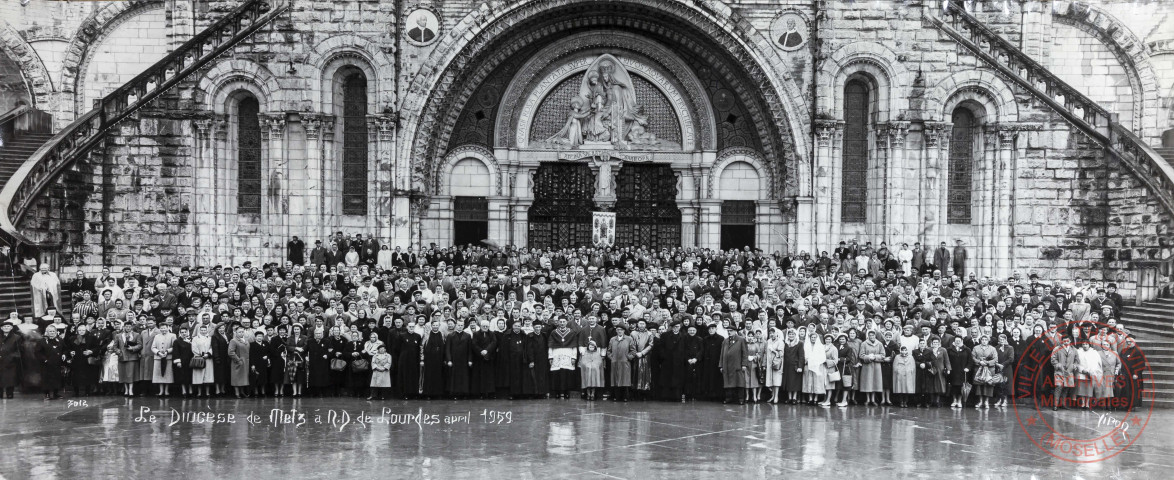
[{"xmin": 592, "ymin": 212, "xmax": 616, "ymax": 247}]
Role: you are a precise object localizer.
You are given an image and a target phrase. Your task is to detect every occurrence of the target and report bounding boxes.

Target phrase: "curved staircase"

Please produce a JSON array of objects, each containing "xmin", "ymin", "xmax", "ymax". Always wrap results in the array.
[{"xmin": 0, "ymin": 0, "xmax": 288, "ymax": 318}]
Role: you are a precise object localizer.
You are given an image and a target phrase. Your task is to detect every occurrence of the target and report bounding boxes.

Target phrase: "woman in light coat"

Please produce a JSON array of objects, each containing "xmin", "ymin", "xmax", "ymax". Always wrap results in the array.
[
  {"xmin": 151, "ymin": 324, "xmax": 176, "ymax": 396},
  {"xmin": 606, "ymin": 323, "xmax": 636, "ymax": 401},
  {"xmin": 857, "ymin": 330, "xmax": 887, "ymax": 405},
  {"xmin": 191, "ymin": 324, "xmax": 214, "ymax": 397},
  {"xmin": 228, "ymin": 326, "xmax": 252, "ymax": 398},
  {"xmin": 764, "ymin": 328, "xmax": 784, "ymax": 404},
  {"xmin": 801, "ymin": 327, "xmax": 828, "ymax": 405}
]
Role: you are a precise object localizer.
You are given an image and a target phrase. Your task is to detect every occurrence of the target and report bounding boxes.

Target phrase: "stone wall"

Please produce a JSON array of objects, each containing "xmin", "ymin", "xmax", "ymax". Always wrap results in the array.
[
  {"xmin": 0, "ymin": 49, "xmax": 30, "ymax": 111},
  {"xmin": 2, "ymin": 0, "xmax": 1173, "ymax": 298}
]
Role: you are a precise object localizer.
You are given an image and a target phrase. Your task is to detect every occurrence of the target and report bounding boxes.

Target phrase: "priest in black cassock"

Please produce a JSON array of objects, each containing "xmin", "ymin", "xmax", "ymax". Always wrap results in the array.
[
  {"xmin": 680, "ymin": 325, "xmax": 704, "ymax": 402},
  {"xmin": 504, "ymin": 322, "xmax": 533, "ymax": 399},
  {"xmin": 526, "ymin": 323, "xmax": 550, "ymax": 398},
  {"xmin": 469, "ymin": 321, "xmax": 497, "ymax": 398},
  {"xmin": 421, "ymin": 321, "xmax": 447, "ymax": 398},
  {"xmin": 445, "ymin": 321, "xmax": 473, "ymax": 398}
]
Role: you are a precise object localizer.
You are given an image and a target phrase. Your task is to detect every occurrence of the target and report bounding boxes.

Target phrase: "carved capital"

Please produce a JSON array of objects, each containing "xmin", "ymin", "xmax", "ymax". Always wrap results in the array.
[
  {"xmin": 881, "ymin": 121, "xmax": 910, "ymax": 143},
  {"xmin": 814, "ymin": 120, "xmax": 843, "ymax": 146},
  {"xmin": 193, "ymin": 118, "xmax": 212, "ymax": 135},
  {"xmin": 263, "ymin": 114, "xmax": 286, "ymax": 138},
  {"xmin": 923, "ymin": 121, "xmax": 951, "ymax": 147},
  {"xmin": 371, "ymin": 114, "xmax": 396, "ymax": 139},
  {"xmin": 302, "ymin": 113, "xmax": 323, "ymax": 140}
]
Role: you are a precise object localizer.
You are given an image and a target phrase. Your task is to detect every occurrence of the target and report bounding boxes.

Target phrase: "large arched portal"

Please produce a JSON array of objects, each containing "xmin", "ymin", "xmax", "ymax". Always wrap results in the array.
[{"xmin": 409, "ymin": 0, "xmax": 809, "ymax": 252}]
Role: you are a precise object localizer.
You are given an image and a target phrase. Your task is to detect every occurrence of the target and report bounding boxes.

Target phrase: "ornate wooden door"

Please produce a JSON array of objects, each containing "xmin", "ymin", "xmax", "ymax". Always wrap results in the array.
[
  {"xmin": 615, "ymin": 163, "xmax": 681, "ymax": 248},
  {"xmin": 528, "ymin": 163, "xmax": 595, "ymax": 248}
]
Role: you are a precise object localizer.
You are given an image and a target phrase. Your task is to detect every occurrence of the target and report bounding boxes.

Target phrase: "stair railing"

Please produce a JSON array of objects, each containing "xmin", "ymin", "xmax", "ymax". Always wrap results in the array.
[
  {"xmin": 0, "ymin": 0, "xmax": 287, "ymax": 254},
  {"xmin": 926, "ymin": 2, "xmax": 1174, "ymax": 219}
]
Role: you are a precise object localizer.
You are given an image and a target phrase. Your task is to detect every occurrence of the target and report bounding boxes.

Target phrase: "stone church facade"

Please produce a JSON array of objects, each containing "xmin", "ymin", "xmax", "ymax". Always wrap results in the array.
[{"xmin": 1, "ymin": 0, "xmax": 1173, "ymax": 297}]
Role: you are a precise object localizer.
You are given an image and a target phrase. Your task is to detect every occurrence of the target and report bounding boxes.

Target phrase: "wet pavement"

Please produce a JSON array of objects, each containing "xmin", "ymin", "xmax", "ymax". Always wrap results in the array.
[{"xmin": 0, "ymin": 396, "xmax": 1171, "ymax": 479}]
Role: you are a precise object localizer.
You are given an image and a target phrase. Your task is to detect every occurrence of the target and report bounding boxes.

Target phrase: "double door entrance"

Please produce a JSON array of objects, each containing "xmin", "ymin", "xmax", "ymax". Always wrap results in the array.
[{"xmin": 528, "ymin": 162, "xmax": 680, "ymax": 249}]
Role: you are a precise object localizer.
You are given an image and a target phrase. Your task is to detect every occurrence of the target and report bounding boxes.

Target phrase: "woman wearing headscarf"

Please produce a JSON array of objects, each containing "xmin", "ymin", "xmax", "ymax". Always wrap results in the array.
[
  {"xmin": 971, "ymin": 334, "xmax": 998, "ymax": 409},
  {"xmin": 857, "ymin": 329, "xmax": 885, "ymax": 406},
  {"xmin": 764, "ymin": 328, "xmax": 784, "ymax": 404},
  {"xmin": 211, "ymin": 323, "xmax": 231, "ymax": 396},
  {"xmin": 782, "ymin": 328, "xmax": 804, "ymax": 404},
  {"xmin": 893, "ymin": 344, "xmax": 916, "ymax": 407},
  {"xmin": 801, "ymin": 326, "xmax": 827, "ymax": 405}
]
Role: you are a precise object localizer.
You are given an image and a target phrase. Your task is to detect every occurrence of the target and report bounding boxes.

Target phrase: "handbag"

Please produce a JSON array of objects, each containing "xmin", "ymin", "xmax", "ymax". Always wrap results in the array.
[
  {"xmin": 842, "ymin": 372, "xmax": 854, "ymax": 388},
  {"xmin": 827, "ymin": 369, "xmax": 842, "ymax": 383},
  {"xmin": 190, "ymin": 356, "xmax": 207, "ymax": 369},
  {"xmin": 87, "ymin": 356, "xmax": 101, "ymax": 365},
  {"xmin": 974, "ymin": 365, "xmax": 995, "ymax": 385},
  {"xmin": 352, "ymin": 359, "xmax": 370, "ymax": 372},
  {"xmin": 330, "ymin": 358, "xmax": 347, "ymax": 371}
]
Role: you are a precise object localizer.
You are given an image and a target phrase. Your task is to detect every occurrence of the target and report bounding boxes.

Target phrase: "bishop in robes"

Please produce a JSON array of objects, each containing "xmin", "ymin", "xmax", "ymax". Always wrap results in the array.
[
  {"xmin": 547, "ymin": 317, "xmax": 578, "ymax": 399},
  {"xmin": 30, "ymin": 264, "xmax": 61, "ymax": 318},
  {"xmin": 421, "ymin": 322, "xmax": 447, "ymax": 398}
]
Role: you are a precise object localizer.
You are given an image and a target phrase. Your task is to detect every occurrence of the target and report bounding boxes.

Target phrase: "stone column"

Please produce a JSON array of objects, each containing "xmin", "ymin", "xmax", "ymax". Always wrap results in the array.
[
  {"xmin": 212, "ymin": 117, "xmax": 228, "ymax": 264},
  {"xmin": 975, "ymin": 125, "xmax": 1000, "ymax": 278},
  {"xmin": 262, "ymin": 114, "xmax": 288, "ymax": 265},
  {"xmin": 993, "ymin": 125, "xmax": 1018, "ymax": 278},
  {"xmin": 922, "ymin": 122, "xmax": 950, "ymax": 247},
  {"xmin": 321, "ymin": 115, "xmax": 338, "ymax": 233},
  {"xmin": 814, "ymin": 120, "xmax": 843, "ymax": 250},
  {"xmin": 372, "ymin": 114, "xmax": 397, "ymax": 243},
  {"xmin": 301, "ymin": 114, "xmax": 325, "ymax": 239},
  {"xmin": 698, "ymin": 199, "xmax": 722, "ymax": 249},
  {"xmin": 881, "ymin": 121, "xmax": 910, "ymax": 244},
  {"xmin": 192, "ymin": 118, "xmax": 215, "ymax": 266}
]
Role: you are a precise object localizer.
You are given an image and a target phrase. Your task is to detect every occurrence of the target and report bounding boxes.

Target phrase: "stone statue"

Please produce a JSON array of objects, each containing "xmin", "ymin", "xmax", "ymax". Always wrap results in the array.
[
  {"xmin": 595, "ymin": 160, "xmax": 616, "ymax": 198},
  {"xmin": 546, "ymin": 96, "xmax": 592, "ymax": 147}
]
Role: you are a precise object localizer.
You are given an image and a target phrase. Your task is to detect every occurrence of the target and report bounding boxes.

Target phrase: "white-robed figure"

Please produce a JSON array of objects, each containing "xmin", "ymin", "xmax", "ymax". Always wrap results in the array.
[{"xmin": 30, "ymin": 264, "xmax": 61, "ymax": 317}]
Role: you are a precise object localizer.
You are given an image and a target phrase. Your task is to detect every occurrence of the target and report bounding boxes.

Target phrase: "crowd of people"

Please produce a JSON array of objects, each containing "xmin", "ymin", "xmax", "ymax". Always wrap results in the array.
[{"xmin": 0, "ymin": 233, "xmax": 1150, "ymax": 414}]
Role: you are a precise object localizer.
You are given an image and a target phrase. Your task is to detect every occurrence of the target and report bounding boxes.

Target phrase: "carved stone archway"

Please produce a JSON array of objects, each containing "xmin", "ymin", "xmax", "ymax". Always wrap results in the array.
[{"xmin": 401, "ymin": 0, "xmax": 810, "ymax": 201}]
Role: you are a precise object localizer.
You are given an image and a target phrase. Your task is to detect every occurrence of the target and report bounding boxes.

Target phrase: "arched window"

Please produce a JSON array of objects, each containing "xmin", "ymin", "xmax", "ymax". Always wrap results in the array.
[
  {"xmin": 948, "ymin": 108, "xmax": 975, "ymax": 224},
  {"xmin": 236, "ymin": 95, "xmax": 262, "ymax": 214},
  {"xmin": 341, "ymin": 72, "xmax": 368, "ymax": 215},
  {"xmin": 841, "ymin": 80, "xmax": 869, "ymax": 223}
]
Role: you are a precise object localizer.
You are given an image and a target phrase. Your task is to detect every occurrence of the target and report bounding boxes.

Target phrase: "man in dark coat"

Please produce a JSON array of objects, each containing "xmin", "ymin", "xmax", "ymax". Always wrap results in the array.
[
  {"xmin": 952, "ymin": 240, "xmax": 968, "ymax": 278},
  {"xmin": 469, "ymin": 322, "xmax": 497, "ymax": 397},
  {"xmin": 309, "ymin": 240, "xmax": 329, "ymax": 267},
  {"xmin": 719, "ymin": 330, "xmax": 749, "ymax": 405},
  {"xmin": 912, "ymin": 338, "xmax": 935, "ymax": 407},
  {"xmin": 933, "ymin": 242, "xmax": 951, "ymax": 276},
  {"xmin": 680, "ymin": 325, "xmax": 704, "ymax": 402},
  {"xmin": 421, "ymin": 322, "xmax": 447, "ymax": 397},
  {"xmin": 0, "ymin": 322, "xmax": 22, "ymax": 398},
  {"xmin": 249, "ymin": 331, "xmax": 271, "ymax": 396},
  {"xmin": 657, "ymin": 322, "xmax": 683, "ymax": 400},
  {"xmin": 504, "ymin": 323, "xmax": 532, "ymax": 398},
  {"xmin": 701, "ymin": 324, "xmax": 725, "ymax": 400},
  {"xmin": 445, "ymin": 322, "xmax": 473, "ymax": 397}
]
